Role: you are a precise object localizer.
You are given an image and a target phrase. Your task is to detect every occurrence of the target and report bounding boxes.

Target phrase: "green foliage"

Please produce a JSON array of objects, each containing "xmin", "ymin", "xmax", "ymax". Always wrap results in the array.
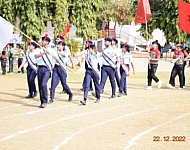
[
  {"xmin": 132, "ymin": 0, "xmax": 190, "ymax": 43},
  {"xmin": 98, "ymin": 0, "xmax": 133, "ymax": 25},
  {"xmin": 67, "ymin": 39, "xmax": 83, "ymax": 54},
  {"xmin": 52, "ymin": 0, "xmax": 69, "ymax": 37},
  {"xmin": 0, "ymin": 0, "xmax": 133, "ymax": 41},
  {"xmin": 0, "ymin": 0, "xmax": 16, "ymax": 24},
  {"xmin": 68, "ymin": 0, "xmax": 103, "ymax": 39},
  {"xmin": 15, "ymin": 0, "xmax": 46, "ymax": 41}
]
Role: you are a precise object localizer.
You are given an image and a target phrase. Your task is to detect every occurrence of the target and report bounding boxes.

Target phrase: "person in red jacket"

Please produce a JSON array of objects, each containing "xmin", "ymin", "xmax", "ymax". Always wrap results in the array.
[
  {"xmin": 181, "ymin": 46, "xmax": 189, "ymax": 88},
  {"xmin": 145, "ymin": 41, "xmax": 162, "ymax": 90},
  {"xmin": 166, "ymin": 44, "xmax": 184, "ymax": 89}
]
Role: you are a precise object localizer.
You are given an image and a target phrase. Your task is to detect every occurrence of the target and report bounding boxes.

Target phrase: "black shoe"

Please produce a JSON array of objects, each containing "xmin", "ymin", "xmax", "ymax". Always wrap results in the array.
[
  {"xmin": 92, "ymin": 92, "xmax": 96, "ymax": 98},
  {"xmin": 95, "ymin": 98, "xmax": 100, "ymax": 103},
  {"xmin": 124, "ymin": 93, "xmax": 127, "ymax": 96},
  {"xmin": 80, "ymin": 88, "xmax": 84, "ymax": 91},
  {"xmin": 89, "ymin": 88, "xmax": 93, "ymax": 91},
  {"xmin": 68, "ymin": 93, "xmax": 73, "ymax": 102},
  {"xmin": 33, "ymin": 91, "xmax": 38, "ymax": 97},
  {"xmin": 48, "ymin": 99, "xmax": 54, "ymax": 104},
  {"xmin": 118, "ymin": 92, "xmax": 123, "ymax": 97},
  {"xmin": 39, "ymin": 103, "xmax": 47, "ymax": 108},
  {"xmin": 100, "ymin": 90, "xmax": 104, "ymax": 94},
  {"xmin": 25, "ymin": 94, "xmax": 33, "ymax": 98},
  {"xmin": 17, "ymin": 71, "xmax": 21, "ymax": 74},
  {"xmin": 109, "ymin": 95, "xmax": 116, "ymax": 99},
  {"xmin": 80, "ymin": 100, "xmax": 86, "ymax": 105},
  {"xmin": 60, "ymin": 90, "xmax": 66, "ymax": 94}
]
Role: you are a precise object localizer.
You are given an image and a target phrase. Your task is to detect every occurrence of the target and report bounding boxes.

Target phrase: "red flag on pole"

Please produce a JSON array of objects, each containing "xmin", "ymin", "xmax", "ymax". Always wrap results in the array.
[
  {"xmin": 62, "ymin": 23, "xmax": 70, "ymax": 36},
  {"xmin": 134, "ymin": 0, "xmax": 151, "ymax": 24},
  {"xmin": 178, "ymin": 0, "xmax": 190, "ymax": 34}
]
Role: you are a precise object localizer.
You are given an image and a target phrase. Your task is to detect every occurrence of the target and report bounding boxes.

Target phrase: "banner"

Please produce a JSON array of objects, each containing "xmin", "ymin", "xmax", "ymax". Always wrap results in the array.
[
  {"xmin": 134, "ymin": 0, "xmax": 151, "ymax": 24},
  {"xmin": 0, "ymin": 16, "xmax": 13, "ymax": 50},
  {"xmin": 178, "ymin": 0, "xmax": 190, "ymax": 34}
]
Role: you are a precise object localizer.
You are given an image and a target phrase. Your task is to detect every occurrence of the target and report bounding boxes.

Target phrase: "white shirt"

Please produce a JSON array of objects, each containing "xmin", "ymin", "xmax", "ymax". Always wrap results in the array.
[
  {"xmin": 36, "ymin": 47, "xmax": 56, "ymax": 67},
  {"xmin": 102, "ymin": 46, "xmax": 116, "ymax": 66}
]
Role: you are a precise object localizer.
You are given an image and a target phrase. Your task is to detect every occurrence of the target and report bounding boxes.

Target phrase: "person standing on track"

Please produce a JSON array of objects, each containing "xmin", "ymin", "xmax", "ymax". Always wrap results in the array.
[
  {"xmin": 145, "ymin": 41, "xmax": 162, "ymax": 90},
  {"xmin": 166, "ymin": 44, "xmax": 184, "ymax": 89},
  {"xmin": 118, "ymin": 43, "xmax": 135, "ymax": 97}
]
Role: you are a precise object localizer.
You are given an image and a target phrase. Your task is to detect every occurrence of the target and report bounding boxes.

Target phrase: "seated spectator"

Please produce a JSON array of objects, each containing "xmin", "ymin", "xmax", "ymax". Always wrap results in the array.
[{"xmin": 161, "ymin": 41, "xmax": 172, "ymax": 58}]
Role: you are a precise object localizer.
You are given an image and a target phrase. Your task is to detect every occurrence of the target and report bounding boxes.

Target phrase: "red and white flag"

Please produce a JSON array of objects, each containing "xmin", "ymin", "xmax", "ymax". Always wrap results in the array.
[
  {"xmin": 178, "ymin": 0, "xmax": 190, "ymax": 34},
  {"xmin": 0, "ymin": 16, "xmax": 13, "ymax": 50},
  {"xmin": 134, "ymin": 0, "xmax": 151, "ymax": 24}
]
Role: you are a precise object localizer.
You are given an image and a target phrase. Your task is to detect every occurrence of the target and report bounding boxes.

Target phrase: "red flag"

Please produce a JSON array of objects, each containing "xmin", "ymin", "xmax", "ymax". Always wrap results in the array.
[
  {"xmin": 178, "ymin": 0, "xmax": 190, "ymax": 34},
  {"xmin": 134, "ymin": 0, "xmax": 151, "ymax": 24},
  {"xmin": 62, "ymin": 23, "xmax": 70, "ymax": 36}
]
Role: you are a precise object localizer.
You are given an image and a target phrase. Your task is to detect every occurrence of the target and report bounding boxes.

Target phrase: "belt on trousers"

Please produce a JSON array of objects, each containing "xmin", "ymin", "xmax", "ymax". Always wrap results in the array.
[
  {"xmin": 55, "ymin": 64, "xmax": 61, "ymax": 67},
  {"xmin": 102, "ymin": 65, "xmax": 111, "ymax": 67},
  {"xmin": 38, "ymin": 65, "xmax": 47, "ymax": 68}
]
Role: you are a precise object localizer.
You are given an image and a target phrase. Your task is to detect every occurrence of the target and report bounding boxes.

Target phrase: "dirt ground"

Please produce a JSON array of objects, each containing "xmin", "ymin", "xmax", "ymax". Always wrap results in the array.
[{"xmin": 0, "ymin": 58, "xmax": 190, "ymax": 150}]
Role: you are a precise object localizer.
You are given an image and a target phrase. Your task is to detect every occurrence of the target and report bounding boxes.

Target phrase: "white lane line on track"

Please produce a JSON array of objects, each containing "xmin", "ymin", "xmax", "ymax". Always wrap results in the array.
[
  {"xmin": 0, "ymin": 104, "xmax": 23, "ymax": 110},
  {"xmin": 52, "ymin": 107, "xmax": 160, "ymax": 150},
  {"xmin": 1, "ymin": 95, "xmax": 129, "ymax": 120},
  {"xmin": 0, "ymin": 104, "xmax": 132, "ymax": 142},
  {"xmin": 124, "ymin": 113, "xmax": 190, "ymax": 150},
  {"xmin": 1, "ymin": 95, "xmax": 81, "ymax": 119}
]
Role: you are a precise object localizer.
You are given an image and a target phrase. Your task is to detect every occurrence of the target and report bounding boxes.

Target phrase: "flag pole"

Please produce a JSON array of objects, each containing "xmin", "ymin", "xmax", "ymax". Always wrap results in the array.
[
  {"xmin": 144, "ymin": 4, "xmax": 151, "ymax": 69},
  {"xmin": 13, "ymin": 25, "xmax": 73, "ymax": 72},
  {"xmin": 13, "ymin": 26, "xmax": 39, "ymax": 45}
]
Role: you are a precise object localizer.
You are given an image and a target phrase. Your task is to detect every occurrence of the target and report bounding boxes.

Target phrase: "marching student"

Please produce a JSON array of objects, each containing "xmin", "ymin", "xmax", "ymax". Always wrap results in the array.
[
  {"xmin": 145, "ymin": 41, "xmax": 162, "ymax": 90},
  {"xmin": 80, "ymin": 39, "xmax": 94, "ymax": 91},
  {"xmin": 35, "ymin": 34, "xmax": 55, "ymax": 108},
  {"xmin": 99, "ymin": 37, "xmax": 117, "ymax": 99},
  {"xmin": 80, "ymin": 44, "xmax": 100, "ymax": 105},
  {"xmin": 166, "ymin": 44, "xmax": 184, "ymax": 89},
  {"xmin": 112, "ymin": 36, "xmax": 120, "ymax": 91},
  {"xmin": 18, "ymin": 41, "xmax": 38, "ymax": 98},
  {"xmin": 49, "ymin": 40, "xmax": 73, "ymax": 103},
  {"xmin": 118, "ymin": 43, "xmax": 135, "ymax": 97},
  {"xmin": 56, "ymin": 35, "xmax": 75, "ymax": 94}
]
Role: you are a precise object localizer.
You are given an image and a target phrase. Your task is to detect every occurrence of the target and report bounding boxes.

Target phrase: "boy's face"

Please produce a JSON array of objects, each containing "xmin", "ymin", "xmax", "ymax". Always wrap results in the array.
[
  {"xmin": 122, "ymin": 47, "xmax": 126, "ymax": 52},
  {"xmin": 58, "ymin": 44, "xmax": 64, "ymax": 50},
  {"xmin": 176, "ymin": 46, "xmax": 182, "ymax": 51},
  {"xmin": 29, "ymin": 45, "xmax": 34, "ymax": 50},
  {"xmin": 89, "ymin": 47, "xmax": 94, "ymax": 53},
  {"xmin": 42, "ymin": 40, "xmax": 48, "ymax": 46}
]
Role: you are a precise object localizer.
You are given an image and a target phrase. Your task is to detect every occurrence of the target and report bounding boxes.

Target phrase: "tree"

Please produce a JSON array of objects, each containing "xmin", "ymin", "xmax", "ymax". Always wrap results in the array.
[
  {"xmin": 132, "ymin": 0, "xmax": 190, "ymax": 43},
  {"xmin": 0, "ymin": 0, "xmax": 16, "ymax": 24},
  {"xmin": 12, "ymin": 0, "xmax": 49, "ymax": 41},
  {"xmin": 98, "ymin": 0, "xmax": 132, "ymax": 25},
  {"xmin": 68, "ymin": 0, "xmax": 104, "ymax": 39},
  {"xmin": 51, "ymin": 0, "xmax": 69, "ymax": 38}
]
